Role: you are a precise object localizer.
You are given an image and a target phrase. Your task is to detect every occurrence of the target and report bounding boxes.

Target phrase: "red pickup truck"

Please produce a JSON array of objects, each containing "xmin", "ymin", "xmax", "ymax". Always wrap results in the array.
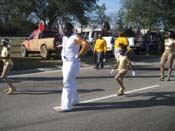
[{"xmin": 20, "ymin": 30, "xmax": 61, "ymax": 59}]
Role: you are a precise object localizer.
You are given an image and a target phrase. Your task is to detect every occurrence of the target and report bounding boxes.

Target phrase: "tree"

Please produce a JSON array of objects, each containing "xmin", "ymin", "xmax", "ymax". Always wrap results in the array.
[
  {"xmin": 85, "ymin": 3, "xmax": 110, "ymax": 32},
  {"xmin": 27, "ymin": 0, "xmax": 97, "ymax": 29},
  {"xmin": 0, "ymin": 0, "xmax": 36, "ymax": 35},
  {"xmin": 117, "ymin": 8, "xmax": 125, "ymax": 32},
  {"xmin": 0, "ymin": 0, "xmax": 97, "ymax": 35},
  {"xmin": 95, "ymin": 4, "xmax": 110, "ymax": 29},
  {"xmin": 121, "ymin": 0, "xmax": 175, "ymax": 31},
  {"xmin": 154, "ymin": 0, "xmax": 175, "ymax": 28}
]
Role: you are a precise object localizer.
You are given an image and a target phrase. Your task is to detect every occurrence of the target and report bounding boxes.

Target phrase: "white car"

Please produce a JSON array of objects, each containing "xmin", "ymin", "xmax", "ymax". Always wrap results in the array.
[
  {"xmin": 103, "ymin": 36, "xmax": 114, "ymax": 52},
  {"xmin": 127, "ymin": 37, "xmax": 142, "ymax": 54}
]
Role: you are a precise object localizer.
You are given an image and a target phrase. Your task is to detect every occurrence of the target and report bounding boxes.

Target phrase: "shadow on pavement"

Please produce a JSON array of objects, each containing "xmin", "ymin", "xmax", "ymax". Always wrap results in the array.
[
  {"xmin": 13, "ymin": 89, "xmax": 62, "ymax": 95},
  {"xmin": 12, "ymin": 88, "xmax": 105, "ymax": 95},
  {"xmin": 72, "ymin": 91, "xmax": 175, "ymax": 112}
]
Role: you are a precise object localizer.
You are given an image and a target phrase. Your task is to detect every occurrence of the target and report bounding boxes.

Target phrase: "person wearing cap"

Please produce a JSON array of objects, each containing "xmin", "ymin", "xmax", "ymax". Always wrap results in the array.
[
  {"xmin": 114, "ymin": 32, "xmax": 129, "ymax": 61},
  {"xmin": 0, "ymin": 38, "xmax": 16, "ymax": 95},
  {"xmin": 93, "ymin": 32, "xmax": 107, "ymax": 69}
]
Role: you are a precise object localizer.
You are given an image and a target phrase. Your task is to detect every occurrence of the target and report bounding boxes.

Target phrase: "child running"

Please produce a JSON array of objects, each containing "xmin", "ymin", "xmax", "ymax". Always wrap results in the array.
[
  {"xmin": 0, "ymin": 38, "xmax": 16, "ymax": 95},
  {"xmin": 114, "ymin": 45, "xmax": 133, "ymax": 96}
]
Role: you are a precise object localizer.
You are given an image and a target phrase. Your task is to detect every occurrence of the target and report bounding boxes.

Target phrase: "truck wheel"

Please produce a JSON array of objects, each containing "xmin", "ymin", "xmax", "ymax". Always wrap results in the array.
[
  {"xmin": 20, "ymin": 45, "xmax": 28, "ymax": 57},
  {"xmin": 40, "ymin": 45, "xmax": 49, "ymax": 59}
]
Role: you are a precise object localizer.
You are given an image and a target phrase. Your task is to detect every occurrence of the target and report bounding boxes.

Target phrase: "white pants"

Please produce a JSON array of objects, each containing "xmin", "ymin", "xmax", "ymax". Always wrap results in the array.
[{"xmin": 61, "ymin": 61, "xmax": 80, "ymax": 110}]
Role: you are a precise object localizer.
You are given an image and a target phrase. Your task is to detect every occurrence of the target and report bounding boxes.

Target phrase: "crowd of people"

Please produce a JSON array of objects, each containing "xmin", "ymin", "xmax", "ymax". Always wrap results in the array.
[{"xmin": 0, "ymin": 22, "xmax": 175, "ymax": 112}]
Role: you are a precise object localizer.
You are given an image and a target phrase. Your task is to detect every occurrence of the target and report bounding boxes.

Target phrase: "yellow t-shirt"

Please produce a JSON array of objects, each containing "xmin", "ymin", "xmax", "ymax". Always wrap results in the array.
[
  {"xmin": 94, "ymin": 38, "xmax": 107, "ymax": 53},
  {"xmin": 1, "ymin": 47, "xmax": 13, "ymax": 65},
  {"xmin": 114, "ymin": 37, "xmax": 129, "ymax": 48}
]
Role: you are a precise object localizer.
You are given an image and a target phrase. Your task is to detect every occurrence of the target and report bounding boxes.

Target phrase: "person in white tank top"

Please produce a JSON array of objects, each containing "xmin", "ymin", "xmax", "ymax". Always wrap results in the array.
[{"xmin": 55, "ymin": 22, "xmax": 89, "ymax": 112}]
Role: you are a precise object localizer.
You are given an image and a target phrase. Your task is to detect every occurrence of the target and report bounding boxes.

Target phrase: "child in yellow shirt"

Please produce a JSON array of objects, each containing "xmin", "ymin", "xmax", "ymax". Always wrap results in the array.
[
  {"xmin": 114, "ymin": 32, "xmax": 129, "ymax": 61},
  {"xmin": 114, "ymin": 45, "xmax": 133, "ymax": 95},
  {"xmin": 0, "ymin": 38, "xmax": 16, "ymax": 95}
]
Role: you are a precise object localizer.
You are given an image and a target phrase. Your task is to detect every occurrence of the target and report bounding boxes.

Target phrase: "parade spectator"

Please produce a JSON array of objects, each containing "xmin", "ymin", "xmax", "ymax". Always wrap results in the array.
[
  {"xmin": 93, "ymin": 32, "xmax": 107, "ymax": 69},
  {"xmin": 56, "ymin": 22, "xmax": 89, "ymax": 112},
  {"xmin": 144, "ymin": 31, "xmax": 158, "ymax": 55},
  {"xmin": 156, "ymin": 32, "xmax": 165, "ymax": 55},
  {"xmin": 114, "ymin": 32, "xmax": 129, "ymax": 61},
  {"xmin": 101, "ymin": 22, "xmax": 111, "ymax": 36},
  {"xmin": 92, "ymin": 32, "xmax": 98, "ymax": 67},
  {"xmin": 0, "ymin": 38, "xmax": 16, "ymax": 95},
  {"xmin": 160, "ymin": 30, "xmax": 175, "ymax": 81},
  {"xmin": 144, "ymin": 30, "xmax": 151, "ymax": 55}
]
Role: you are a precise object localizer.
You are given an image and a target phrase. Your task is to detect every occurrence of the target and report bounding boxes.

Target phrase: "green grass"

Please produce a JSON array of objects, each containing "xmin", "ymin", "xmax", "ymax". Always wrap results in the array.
[
  {"xmin": 0, "ymin": 37, "xmax": 62, "ymax": 71},
  {"xmin": 0, "ymin": 37, "xmax": 94, "ymax": 71},
  {"xmin": 0, "ymin": 37, "xmax": 160, "ymax": 71},
  {"xmin": 0, "ymin": 37, "xmax": 25, "ymax": 55}
]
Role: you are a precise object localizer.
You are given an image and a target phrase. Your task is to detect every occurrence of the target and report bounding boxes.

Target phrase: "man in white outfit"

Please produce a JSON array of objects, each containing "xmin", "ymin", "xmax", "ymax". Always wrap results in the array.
[{"xmin": 57, "ymin": 22, "xmax": 89, "ymax": 112}]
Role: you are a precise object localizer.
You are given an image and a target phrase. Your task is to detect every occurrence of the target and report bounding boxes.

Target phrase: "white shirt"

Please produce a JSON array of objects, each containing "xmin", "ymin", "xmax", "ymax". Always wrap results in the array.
[{"xmin": 61, "ymin": 34, "xmax": 80, "ymax": 62}]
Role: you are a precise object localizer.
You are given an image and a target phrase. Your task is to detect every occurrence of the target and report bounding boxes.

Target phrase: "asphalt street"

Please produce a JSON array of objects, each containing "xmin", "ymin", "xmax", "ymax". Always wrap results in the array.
[{"xmin": 0, "ymin": 56, "xmax": 175, "ymax": 131}]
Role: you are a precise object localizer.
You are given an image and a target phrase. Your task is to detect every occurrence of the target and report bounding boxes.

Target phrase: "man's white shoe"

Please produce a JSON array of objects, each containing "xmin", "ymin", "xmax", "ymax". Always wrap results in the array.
[{"xmin": 53, "ymin": 106, "xmax": 72, "ymax": 112}]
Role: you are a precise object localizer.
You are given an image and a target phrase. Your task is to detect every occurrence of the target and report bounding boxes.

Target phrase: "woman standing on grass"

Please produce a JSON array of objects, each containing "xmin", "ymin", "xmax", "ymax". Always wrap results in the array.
[
  {"xmin": 160, "ymin": 31, "xmax": 175, "ymax": 81},
  {"xmin": 0, "ymin": 38, "xmax": 16, "ymax": 95}
]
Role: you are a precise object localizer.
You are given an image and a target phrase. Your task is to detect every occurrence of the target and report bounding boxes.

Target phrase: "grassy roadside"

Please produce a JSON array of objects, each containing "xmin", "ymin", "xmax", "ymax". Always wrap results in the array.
[
  {"xmin": 0, "ymin": 37, "xmax": 95, "ymax": 71},
  {"xmin": 0, "ymin": 37, "xmax": 160, "ymax": 71}
]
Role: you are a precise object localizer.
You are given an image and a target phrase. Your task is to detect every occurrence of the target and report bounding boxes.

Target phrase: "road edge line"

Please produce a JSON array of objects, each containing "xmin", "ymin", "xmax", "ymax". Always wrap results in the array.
[{"xmin": 53, "ymin": 84, "xmax": 160, "ymax": 110}]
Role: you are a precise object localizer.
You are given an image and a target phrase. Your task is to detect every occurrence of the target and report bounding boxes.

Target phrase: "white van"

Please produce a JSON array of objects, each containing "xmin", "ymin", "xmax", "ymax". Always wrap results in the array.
[{"xmin": 127, "ymin": 37, "xmax": 142, "ymax": 54}]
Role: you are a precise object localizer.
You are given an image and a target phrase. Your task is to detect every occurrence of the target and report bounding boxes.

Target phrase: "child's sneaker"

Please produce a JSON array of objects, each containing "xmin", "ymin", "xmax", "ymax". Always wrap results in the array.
[
  {"xmin": 117, "ymin": 88, "xmax": 125, "ymax": 96},
  {"xmin": 5, "ymin": 87, "xmax": 16, "ymax": 95}
]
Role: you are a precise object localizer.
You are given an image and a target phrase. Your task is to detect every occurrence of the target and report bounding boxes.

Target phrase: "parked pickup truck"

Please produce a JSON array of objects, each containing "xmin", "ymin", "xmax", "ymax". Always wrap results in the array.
[{"xmin": 20, "ymin": 30, "xmax": 61, "ymax": 59}]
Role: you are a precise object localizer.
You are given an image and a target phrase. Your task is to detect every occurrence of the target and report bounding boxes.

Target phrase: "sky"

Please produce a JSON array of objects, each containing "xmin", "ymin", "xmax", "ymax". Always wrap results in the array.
[{"xmin": 97, "ymin": 0, "xmax": 122, "ymax": 15}]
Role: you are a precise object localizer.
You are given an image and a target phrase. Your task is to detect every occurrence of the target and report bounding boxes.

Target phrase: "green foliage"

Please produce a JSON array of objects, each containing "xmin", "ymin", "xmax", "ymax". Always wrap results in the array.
[
  {"xmin": 0, "ymin": 0, "xmax": 97, "ymax": 36},
  {"xmin": 121, "ymin": 0, "xmax": 175, "ymax": 30},
  {"xmin": 86, "ymin": 3, "xmax": 110, "ymax": 30}
]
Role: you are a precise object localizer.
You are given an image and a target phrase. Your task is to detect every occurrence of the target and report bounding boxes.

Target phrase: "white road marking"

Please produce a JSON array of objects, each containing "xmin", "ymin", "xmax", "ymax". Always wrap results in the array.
[{"xmin": 53, "ymin": 84, "xmax": 160, "ymax": 110}]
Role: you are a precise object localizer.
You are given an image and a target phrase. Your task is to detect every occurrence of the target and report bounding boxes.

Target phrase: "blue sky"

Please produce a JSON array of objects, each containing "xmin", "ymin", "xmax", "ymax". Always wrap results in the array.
[{"xmin": 97, "ymin": 0, "xmax": 122, "ymax": 15}]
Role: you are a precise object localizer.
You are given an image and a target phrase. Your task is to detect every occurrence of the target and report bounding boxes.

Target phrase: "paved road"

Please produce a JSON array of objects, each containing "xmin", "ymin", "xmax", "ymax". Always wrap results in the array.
[{"xmin": 0, "ymin": 56, "xmax": 175, "ymax": 131}]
